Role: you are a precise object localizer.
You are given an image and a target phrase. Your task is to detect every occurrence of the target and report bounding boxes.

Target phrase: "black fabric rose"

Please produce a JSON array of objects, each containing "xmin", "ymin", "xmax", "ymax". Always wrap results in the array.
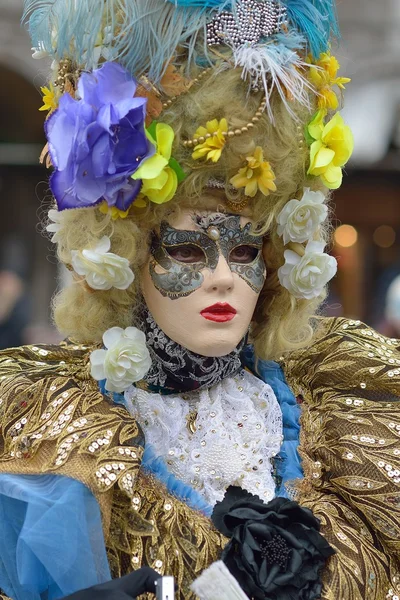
[{"xmin": 212, "ymin": 487, "xmax": 335, "ymax": 600}]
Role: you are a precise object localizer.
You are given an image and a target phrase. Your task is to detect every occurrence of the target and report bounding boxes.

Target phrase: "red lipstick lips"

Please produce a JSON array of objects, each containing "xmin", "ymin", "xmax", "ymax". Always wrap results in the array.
[{"xmin": 200, "ymin": 302, "xmax": 237, "ymax": 323}]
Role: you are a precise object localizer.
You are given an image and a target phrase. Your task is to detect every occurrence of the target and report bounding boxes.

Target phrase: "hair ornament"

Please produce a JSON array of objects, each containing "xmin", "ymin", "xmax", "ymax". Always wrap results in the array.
[
  {"xmin": 25, "ymin": 0, "xmax": 338, "ymax": 115},
  {"xmin": 278, "ymin": 239, "xmax": 337, "ymax": 299},
  {"xmin": 28, "ymin": 0, "xmax": 353, "ymax": 214},
  {"xmin": 46, "ymin": 208, "xmax": 63, "ymax": 243},
  {"xmin": 230, "ymin": 147, "xmax": 277, "ymax": 198},
  {"xmin": 307, "ymin": 51, "xmax": 351, "ymax": 111},
  {"xmin": 132, "ymin": 121, "xmax": 186, "ymax": 205},
  {"xmin": 276, "ymin": 187, "xmax": 327, "ymax": 244},
  {"xmin": 191, "ymin": 118, "xmax": 228, "ymax": 163},
  {"xmin": 306, "ymin": 109, "xmax": 354, "ymax": 190},
  {"xmin": 70, "ymin": 236, "xmax": 135, "ymax": 291},
  {"xmin": 276, "ymin": 187, "xmax": 335, "ymax": 298},
  {"xmin": 39, "ymin": 82, "xmax": 58, "ymax": 113},
  {"xmin": 206, "ymin": 0, "xmax": 288, "ymax": 48}
]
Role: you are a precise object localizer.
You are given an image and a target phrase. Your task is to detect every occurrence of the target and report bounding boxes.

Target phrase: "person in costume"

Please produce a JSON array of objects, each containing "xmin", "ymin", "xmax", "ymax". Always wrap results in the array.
[{"xmin": 0, "ymin": 1, "xmax": 399, "ymax": 599}]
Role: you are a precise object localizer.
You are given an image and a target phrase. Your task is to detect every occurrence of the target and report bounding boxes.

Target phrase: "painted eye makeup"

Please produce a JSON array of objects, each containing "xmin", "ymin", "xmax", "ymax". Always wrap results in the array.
[
  {"xmin": 166, "ymin": 244, "xmax": 206, "ymax": 264},
  {"xmin": 229, "ymin": 245, "xmax": 259, "ymax": 264}
]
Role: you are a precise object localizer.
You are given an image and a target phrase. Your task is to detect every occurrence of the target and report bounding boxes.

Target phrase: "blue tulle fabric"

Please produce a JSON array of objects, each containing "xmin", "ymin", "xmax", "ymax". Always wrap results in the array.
[
  {"xmin": 0, "ymin": 474, "xmax": 111, "ymax": 599},
  {"xmin": 242, "ymin": 346, "xmax": 303, "ymax": 498}
]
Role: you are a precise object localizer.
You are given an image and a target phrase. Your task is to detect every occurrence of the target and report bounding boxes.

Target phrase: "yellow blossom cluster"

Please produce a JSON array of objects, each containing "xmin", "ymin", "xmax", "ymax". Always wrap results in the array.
[
  {"xmin": 132, "ymin": 122, "xmax": 178, "ymax": 205},
  {"xmin": 230, "ymin": 147, "xmax": 277, "ymax": 197},
  {"xmin": 39, "ymin": 83, "xmax": 58, "ymax": 113},
  {"xmin": 192, "ymin": 118, "xmax": 228, "ymax": 163},
  {"xmin": 308, "ymin": 52, "xmax": 351, "ymax": 110},
  {"xmin": 307, "ymin": 110, "xmax": 354, "ymax": 189}
]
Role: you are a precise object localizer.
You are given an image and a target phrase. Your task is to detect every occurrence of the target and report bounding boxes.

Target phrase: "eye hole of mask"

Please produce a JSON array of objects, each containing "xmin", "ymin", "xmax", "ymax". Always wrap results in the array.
[
  {"xmin": 166, "ymin": 244, "xmax": 206, "ymax": 264},
  {"xmin": 229, "ymin": 245, "xmax": 260, "ymax": 264}
]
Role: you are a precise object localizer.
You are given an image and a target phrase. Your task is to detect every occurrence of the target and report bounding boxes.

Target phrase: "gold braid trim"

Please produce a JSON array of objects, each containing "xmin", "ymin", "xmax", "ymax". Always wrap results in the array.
[{"xmin": 282, "ymin": 317, "xmax": 400, "ymax": 599}]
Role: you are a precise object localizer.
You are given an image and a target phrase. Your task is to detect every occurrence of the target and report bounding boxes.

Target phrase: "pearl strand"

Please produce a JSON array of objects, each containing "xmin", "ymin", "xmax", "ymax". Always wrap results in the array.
[
  {"xmin": 161, "ymin": 67, "xmax": 213, "ymax": 110},
  {"xmin": 182, "ymin": 95, "xmax": 267, "ymax": 149}
]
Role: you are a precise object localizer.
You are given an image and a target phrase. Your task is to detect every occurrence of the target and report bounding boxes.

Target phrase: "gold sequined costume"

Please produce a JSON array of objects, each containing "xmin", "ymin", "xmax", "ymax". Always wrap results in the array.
[{"xmin": 1, "ymin": 317, "xmax": 400, "ymax": 599}]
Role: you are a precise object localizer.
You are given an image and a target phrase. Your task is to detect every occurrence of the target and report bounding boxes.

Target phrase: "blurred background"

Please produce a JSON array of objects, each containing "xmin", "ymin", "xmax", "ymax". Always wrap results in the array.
[{"xmin": 0, "ymin": 0, "xmax": 399, "ymax": 348}]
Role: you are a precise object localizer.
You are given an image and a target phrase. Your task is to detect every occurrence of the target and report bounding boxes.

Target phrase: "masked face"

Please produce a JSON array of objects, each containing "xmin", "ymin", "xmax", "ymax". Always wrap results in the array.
[{"xmin": 140, "ymin": 209, "xmax": 266, "ymax": 357}]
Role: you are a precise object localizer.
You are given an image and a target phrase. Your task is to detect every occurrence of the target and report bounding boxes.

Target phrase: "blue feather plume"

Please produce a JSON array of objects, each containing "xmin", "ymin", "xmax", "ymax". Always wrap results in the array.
[
  {"xmin": 165, "ymin": 0, "xmax": 230, "ymax": 6},
  {"xmin": 284, "ymin": 0, "xmax": 339, "ymax": 57},
  {"xmin": 22, "ymin": 0, "xmax": 215, "ymax": 82}
]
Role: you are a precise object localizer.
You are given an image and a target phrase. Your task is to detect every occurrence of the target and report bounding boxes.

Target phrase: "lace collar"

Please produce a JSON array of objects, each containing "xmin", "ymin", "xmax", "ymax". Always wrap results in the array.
[{"xmin": 125, "ymin": 370, "xmax": 282, "ymax": 507}]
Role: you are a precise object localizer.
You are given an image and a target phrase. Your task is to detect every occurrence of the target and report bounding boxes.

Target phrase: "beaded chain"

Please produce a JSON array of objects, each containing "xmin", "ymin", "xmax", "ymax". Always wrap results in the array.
[{"xmin": 161, "ymin": 67, "xmax": 213, "ymax": 110}]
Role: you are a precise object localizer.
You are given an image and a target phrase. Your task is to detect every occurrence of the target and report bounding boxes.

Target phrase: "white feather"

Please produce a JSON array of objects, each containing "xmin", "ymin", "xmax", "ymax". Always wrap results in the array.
[{"xmin": 233, "ymin": 42, "xmax": 313, "ymax": 122}]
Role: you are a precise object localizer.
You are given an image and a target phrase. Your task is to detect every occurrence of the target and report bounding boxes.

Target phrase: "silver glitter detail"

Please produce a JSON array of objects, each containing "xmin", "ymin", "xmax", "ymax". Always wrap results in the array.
[
  {"xmin": 207, "ymin": 0, "xmax": 288, "ymax": 48},
  {"xmin": 207, "ymin": 177, "xmax": 237, "ymax": 194}
]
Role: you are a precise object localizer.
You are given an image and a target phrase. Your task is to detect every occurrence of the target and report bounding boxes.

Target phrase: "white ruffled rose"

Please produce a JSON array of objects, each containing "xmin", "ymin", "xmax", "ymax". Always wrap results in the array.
[
  {"xmin": 90, "ymin": 327, "xmax": 152, "ymax": 393},
  {"xmin": 278, "ymin": 241, "xmax": 337, "ymax": 299},
  {"xmin": 277, "ymin": 188, "xmax": 328, "ymax": 244},
  {"xmin": 71, "ymin": 236, "xmax": 134, "ymax": 291}
]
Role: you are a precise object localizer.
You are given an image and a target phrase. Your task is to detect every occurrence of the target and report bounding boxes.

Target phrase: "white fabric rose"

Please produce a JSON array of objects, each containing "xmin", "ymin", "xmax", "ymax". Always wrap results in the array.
[
  {"xmin": 71, "ymin": 236, "xmax": 134, "ymax": 291},
  {"xmin": 90, "ymin": 327, "xmax": 152, "ymax": 393},
  {"xmin": 278, "ymin": 241, "xmax": 337, "ymax": 299},
  {"xmin": 46, "ymin": 209, "xmax": 63, "ymax": 244},
  {"xmin": 277, "ymin": 188, "xmax": 328, "ymax": 244}
]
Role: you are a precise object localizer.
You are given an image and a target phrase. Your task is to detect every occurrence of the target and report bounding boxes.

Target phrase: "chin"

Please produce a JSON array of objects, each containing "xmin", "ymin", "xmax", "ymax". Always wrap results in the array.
[{"xmin": 184, "ymin": 334, "xmax": 242, "ymax": 358}]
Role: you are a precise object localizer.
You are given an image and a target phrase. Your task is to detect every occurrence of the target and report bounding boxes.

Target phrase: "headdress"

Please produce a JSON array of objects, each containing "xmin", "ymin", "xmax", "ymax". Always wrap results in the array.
[{"xmin": 25, "ymin": 0, "xmax": 354, "ymax": 364}]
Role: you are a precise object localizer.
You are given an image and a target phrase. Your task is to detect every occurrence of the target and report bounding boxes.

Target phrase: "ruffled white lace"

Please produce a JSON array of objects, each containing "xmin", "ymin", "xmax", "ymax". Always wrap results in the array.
[{"xmin": 125, "ymin": 370, "xmax": 283, "ymax": 507}]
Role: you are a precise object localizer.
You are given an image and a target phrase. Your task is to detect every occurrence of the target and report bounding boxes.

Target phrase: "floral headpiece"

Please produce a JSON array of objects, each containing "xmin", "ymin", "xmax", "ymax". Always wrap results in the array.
[{"xmin": 30, "ymin": 0, "xmax": 352, "ymax": 302}]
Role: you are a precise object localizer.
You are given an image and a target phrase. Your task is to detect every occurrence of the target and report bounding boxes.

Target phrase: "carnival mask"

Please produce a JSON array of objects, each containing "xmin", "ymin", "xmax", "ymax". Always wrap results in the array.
[{"xmin": 140, "ymin": 209, "xmax": 266, "ymax": 357}]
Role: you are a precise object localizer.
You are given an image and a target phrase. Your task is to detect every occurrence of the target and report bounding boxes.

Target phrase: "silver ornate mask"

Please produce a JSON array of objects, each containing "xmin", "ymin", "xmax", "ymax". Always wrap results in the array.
[{"xmin": 149, "ymin": 214, "xmax": 266, "ymax": 299}]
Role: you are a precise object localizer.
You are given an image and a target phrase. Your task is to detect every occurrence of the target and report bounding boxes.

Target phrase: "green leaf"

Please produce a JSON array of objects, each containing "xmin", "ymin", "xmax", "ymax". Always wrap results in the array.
[
  {"xmin": 146, "ymin": 120, "xmax": 158, "ymax": 142},
  {"xmin": 169, "ymin": 157, "xmax": 187, "ymax": 183},
  {"xmin": 304, "ymin": 123, "xmax": 315, "ymax": 147}
]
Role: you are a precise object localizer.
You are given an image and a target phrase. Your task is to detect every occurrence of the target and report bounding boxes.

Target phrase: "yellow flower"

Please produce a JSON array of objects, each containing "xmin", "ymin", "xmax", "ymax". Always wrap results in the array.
[
  {"xmin": 308, "ymin": 52, "xmax": 351, "ymax": 110},
  {"xmin": 230, "ymin": 147, "xmax": 277, "ymax": 198},
  {"xmin": 39, "ymin": 83, "xmax": 58, "ymax": 113},
  {"xmin": 307, "ymin": 110, "xmax": 354, "ymax": 190},
  {"xmin": 192, "ymin": 118, "xmax": 228, "ymax": 163},
  {"xmin": 132, "ymin": 123, "xmax": 178, "ymax": 205},
  {"xmin": 99, "ymin": 202, "xmax": 131, "ymax": 220}
]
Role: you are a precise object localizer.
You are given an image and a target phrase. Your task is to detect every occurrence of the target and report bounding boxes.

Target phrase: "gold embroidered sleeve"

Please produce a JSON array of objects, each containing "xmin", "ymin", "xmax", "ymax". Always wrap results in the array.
[
  {"xmin": 282, "ymin": 317, "xmax": 400, "ymax": 599},
  {"xmin": 0, "ymin": 342, "xmax": 144, "ymax": 530},
  {"xmin": 0, "ymin": 343, "xmax": 227, "ymax": 599}
]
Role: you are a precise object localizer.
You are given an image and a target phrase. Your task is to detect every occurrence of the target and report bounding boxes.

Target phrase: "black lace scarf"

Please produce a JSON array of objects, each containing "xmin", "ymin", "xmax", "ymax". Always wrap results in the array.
[{"xmin": 139, "ymin": 309, "xmax": 246, "ymax": 394}]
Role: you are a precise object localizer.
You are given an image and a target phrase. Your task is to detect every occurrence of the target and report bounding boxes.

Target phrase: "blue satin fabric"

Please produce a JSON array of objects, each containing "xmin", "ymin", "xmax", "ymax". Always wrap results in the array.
[
  {"xmin": 242, "ymin": 347, "xmax": 303, "ymax": 497},
  {"xmin": 0, "ymin": 474, "xmax": 110, "ymax": 599},
  {"xmin": 142, "ymin": 443, "xmax": 213, "ymax": 517}
]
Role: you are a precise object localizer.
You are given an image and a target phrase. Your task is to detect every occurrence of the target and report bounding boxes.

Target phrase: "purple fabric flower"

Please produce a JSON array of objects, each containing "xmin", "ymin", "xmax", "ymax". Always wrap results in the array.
[{"xmin": 45, "ymin": 62, "xmax": 153, "ymax": 211}]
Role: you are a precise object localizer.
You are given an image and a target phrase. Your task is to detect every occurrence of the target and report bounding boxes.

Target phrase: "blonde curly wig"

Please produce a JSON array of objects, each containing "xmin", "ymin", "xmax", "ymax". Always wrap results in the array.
[{"xmin": 50, "ymin": 67, "xmax": 330, "ymax": 360}]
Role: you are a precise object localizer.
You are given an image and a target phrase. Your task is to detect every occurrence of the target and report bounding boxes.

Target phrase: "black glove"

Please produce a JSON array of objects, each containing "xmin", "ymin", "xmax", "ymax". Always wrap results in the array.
[{"xmin": 62, "ymin": 567, "xmax": 159, "ymax": 599}]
